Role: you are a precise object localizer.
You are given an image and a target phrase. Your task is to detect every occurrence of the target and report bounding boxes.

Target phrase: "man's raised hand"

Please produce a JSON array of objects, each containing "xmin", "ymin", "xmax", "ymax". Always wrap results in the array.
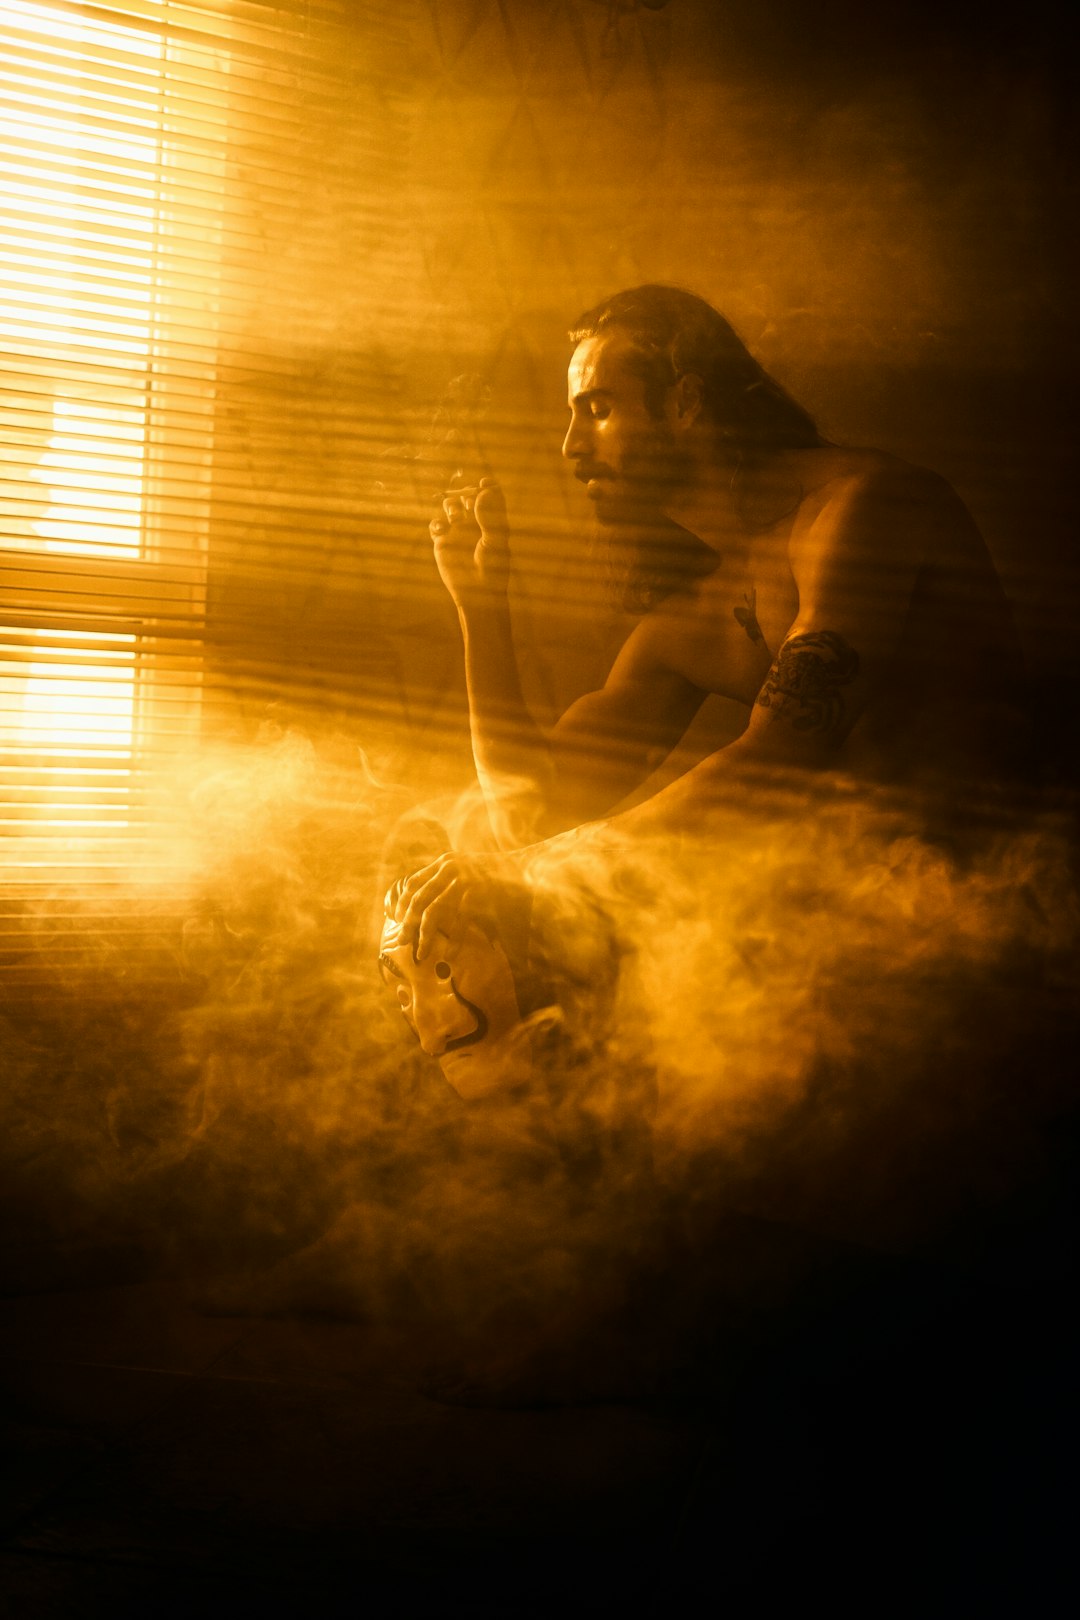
[{"xmin": 430, "ymin": 475, "xmax": 511, "ymax": 608}]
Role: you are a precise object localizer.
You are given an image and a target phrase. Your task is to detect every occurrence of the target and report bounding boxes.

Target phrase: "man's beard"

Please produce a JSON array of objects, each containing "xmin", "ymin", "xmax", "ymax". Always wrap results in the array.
[
  {"xmin": 586, "ymin": 424, "xmax": 689, "ymax": 527},
  {"xmin": 592, "ymin": 515, "xmax": 717, "ymax": 615},
  {"xmin": 584, "ymin": 432, "xmax": 714, "ymax": 614}
]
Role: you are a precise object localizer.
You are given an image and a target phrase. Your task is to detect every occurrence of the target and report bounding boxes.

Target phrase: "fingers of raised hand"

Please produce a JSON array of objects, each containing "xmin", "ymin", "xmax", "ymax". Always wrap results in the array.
[
  {"xmin": 442, "ymin": 487, "xmax": 479, "ymax": 525},
  {"xmin": 430, "ymin": 503, "xmax": 477, "ymax": 546},
  {"xmin": 473, "ymin": 479, "xmax": 508, "ymax": 536}
]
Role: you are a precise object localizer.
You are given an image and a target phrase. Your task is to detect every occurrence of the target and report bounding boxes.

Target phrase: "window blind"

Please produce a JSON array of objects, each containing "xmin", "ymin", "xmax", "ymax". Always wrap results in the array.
[{"xmin": 0, "ymin": 0, "xmax": 401, "ymax": 1001}]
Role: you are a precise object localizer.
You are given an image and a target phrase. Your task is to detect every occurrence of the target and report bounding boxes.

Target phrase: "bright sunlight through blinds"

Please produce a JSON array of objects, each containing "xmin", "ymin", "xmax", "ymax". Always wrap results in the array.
[{"xmin": 1, "ymin": 0, "xmax": 359, "ymax": 998}]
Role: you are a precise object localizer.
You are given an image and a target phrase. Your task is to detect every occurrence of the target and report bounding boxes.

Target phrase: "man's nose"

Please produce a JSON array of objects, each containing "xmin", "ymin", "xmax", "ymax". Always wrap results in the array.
[{"xmin": 561, "ymin": 414, "xmax": 589, "ymax": 462}]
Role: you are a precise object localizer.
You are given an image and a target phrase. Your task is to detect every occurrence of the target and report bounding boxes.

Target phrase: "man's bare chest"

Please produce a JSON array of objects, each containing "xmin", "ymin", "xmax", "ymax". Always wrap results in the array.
[{"xmin": 657, "ymin": 552, "xmax": 799, "ymax": 705}]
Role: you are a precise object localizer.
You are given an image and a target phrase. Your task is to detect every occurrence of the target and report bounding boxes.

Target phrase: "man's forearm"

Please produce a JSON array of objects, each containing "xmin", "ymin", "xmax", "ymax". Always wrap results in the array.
[
  {"xmin": 395, "ymin": 734, "xmax": 823, "ymax": 963},
  {"xmin": 523, "ymin": 732, "xmax": 821, "ymax": 870},
  {"xmin": 459, "ymin": 599, "xmax": 556, "ymax": 848},
  {"xmin": 431, "ymin": 479, "xmax": 605, "ymax": 845},
  {"xmin": 541, "ymin": 741, "xmax": 742, "ymax": 857}
]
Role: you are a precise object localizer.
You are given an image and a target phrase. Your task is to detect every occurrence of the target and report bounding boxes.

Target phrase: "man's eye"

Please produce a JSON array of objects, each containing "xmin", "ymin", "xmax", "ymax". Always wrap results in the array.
[{"xmin": 590, "ymin": 403, "xmax": 610, "ymax": 419}]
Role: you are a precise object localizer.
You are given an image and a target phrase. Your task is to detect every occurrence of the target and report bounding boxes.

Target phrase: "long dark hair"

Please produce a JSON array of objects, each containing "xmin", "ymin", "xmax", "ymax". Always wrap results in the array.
[
  {"xmin": 569, "ymin": 288, "xmax": 827, "ymax": 614},
  {"xmin": 570, "ymin": 284, "xmax": 825, "ymax": 452}
]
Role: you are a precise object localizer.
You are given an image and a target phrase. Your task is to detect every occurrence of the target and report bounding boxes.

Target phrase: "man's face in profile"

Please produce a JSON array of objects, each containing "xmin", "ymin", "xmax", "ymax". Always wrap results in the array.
[
  {"xmin": 378, "ymin": 906, "xmax": 525, "ymax": 1100},
  {"xmin": 561, "ymin": 332, "xmax": 689, "ymax": 526}
]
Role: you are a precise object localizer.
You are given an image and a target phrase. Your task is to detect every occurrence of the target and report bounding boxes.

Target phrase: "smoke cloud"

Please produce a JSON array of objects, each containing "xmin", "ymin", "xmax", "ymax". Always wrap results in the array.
[{"xmin": 2, "ymin": 722, "xmax": 1075, "ymax": 1396}]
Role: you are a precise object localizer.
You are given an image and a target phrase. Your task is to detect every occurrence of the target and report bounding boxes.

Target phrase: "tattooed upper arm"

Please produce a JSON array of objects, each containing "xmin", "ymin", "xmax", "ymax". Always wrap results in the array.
[
  {"xmin": 755, "ymin": 630, "xmax": 861, "ymax": 741},
  {"xmin": 732, "ymin": 460, "xmax": 940, "ymax": 763}
]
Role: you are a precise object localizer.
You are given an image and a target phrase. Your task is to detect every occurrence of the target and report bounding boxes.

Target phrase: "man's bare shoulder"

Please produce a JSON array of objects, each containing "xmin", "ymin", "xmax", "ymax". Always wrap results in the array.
[
  {"xmin": 787, "ymin": 447, "xmax": 971, "ymax": 570},
  {"xmin": 792, "ymin": 446, "xmax": 956, "ymax": 515}
]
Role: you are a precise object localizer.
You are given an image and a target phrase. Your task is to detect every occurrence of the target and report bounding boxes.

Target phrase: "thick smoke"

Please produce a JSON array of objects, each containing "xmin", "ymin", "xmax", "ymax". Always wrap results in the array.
[
  {"xmin": 3, "ymin": 726, "xmax": 1075, "ymax": 1397},
  {"xmin": 187, "ymin": 739, "xmax": 1078, "ymax": 1382},
  {"xmin": 531, "ymin": 786, "xmax": 1078, "ymax": 1256}
]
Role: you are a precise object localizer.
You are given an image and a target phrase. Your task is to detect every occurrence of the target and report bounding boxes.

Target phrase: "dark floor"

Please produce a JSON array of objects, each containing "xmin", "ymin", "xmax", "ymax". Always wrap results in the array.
[{"xmin": 0, "ymin": 1258, "xmax": 1074, "ymax": 1617}]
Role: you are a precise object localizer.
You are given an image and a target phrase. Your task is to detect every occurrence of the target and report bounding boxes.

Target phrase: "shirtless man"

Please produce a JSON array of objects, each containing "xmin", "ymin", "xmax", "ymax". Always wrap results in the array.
[{"xmin": 396, "ymin": 285, "xmax": 1025, "ymax": 958}]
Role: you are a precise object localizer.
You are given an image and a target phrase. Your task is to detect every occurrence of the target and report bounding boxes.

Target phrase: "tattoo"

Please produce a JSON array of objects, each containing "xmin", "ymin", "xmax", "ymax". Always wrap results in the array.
[
  {"xmin": 733, "ymin": 587, "xmax": 765, "ymax": 645},
  {"xmin": 755, "ymin": 631, "xmax": 861, "ymax": 736}
]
